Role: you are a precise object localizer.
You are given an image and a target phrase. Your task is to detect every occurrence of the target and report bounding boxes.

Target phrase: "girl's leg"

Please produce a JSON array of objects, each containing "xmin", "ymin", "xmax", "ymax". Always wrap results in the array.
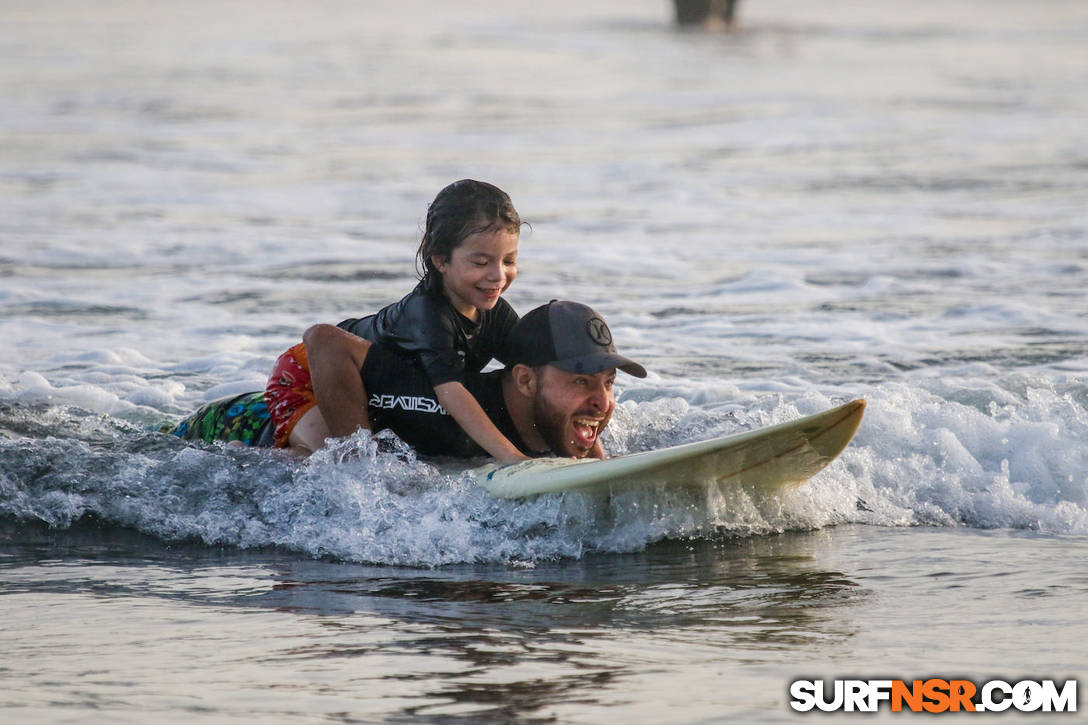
[
  {"xmin": 303, "ymin": 324, "xmax": 373, "ymax": 438},
  {"xmin": 286, "ymin": 404, "xmax": 332, "ymax": 455}
]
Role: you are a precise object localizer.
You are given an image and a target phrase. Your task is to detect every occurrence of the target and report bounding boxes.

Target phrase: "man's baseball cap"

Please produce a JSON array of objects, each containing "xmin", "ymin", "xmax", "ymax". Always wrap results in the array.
[{"xmin": 506, "ymin": 300, "xmax": 647, "ymax": 378}]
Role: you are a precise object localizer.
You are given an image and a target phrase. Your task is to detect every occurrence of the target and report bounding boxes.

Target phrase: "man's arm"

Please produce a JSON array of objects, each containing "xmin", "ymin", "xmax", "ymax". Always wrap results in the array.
[{"xmin": 303, "ymin": 324, "xmax": 372, "ymax": 438}]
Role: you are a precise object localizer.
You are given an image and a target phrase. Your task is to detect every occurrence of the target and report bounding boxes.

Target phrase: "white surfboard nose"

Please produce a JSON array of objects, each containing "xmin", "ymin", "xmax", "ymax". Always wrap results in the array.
[{"xmin": 476, "ymin": 400, "xmax": 867, "ymax": 499}]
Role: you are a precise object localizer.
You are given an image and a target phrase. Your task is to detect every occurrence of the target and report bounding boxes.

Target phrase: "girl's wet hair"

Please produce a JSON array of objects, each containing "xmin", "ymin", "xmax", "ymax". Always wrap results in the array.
[{"xmin": 416, "ymin": 180, "xmax": 521, "ymax": 282}]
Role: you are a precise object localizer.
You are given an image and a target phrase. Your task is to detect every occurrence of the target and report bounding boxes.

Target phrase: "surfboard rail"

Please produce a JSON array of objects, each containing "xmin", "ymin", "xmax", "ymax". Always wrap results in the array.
[{"xmin": 475, "ymin": 399, "xmax": 866, "ymax": 499}]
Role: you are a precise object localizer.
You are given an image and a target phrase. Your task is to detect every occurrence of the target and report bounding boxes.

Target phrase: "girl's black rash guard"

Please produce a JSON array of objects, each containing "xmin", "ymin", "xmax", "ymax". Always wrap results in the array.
[{"xmin": 338, "ymin": 276, "xmax": 519, "ymax": 386}]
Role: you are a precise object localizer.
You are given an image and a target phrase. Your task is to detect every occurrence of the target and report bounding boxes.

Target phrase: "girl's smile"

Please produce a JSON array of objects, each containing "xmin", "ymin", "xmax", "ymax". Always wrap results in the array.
[{"xmin": 433, "ymin": 227, "xmax": 519, "ymax": 319}]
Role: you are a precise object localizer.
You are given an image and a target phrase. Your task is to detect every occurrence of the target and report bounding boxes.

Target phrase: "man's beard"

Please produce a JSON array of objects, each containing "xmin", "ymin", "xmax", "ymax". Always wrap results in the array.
[
  {"xmin": 530, "ymin": 390, "xmax": 580, "ymax": 458},
  {"xmin": 530, "ymin": 388, "xmax": 605, "ymax": 458}
]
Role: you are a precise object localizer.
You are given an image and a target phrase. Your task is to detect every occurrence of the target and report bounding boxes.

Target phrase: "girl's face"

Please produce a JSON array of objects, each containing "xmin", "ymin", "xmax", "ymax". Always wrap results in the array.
[{"xmin": 433, "ymin": 227, "xmax": 519, "ymax": 319}]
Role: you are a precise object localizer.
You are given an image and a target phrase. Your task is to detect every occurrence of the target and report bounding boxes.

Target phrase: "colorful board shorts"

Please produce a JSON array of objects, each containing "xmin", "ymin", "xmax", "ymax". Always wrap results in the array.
[
  {"xmin": 261, "ymin": 340, "xmax": 476, "ymax": 453},
  {"xmin": 170, "ymin": 391, "xmax": 273, "ymax": 447},
  {"xmin": 168, "ymin": 344, "xmax": 489, "ymax": 457},
  {"xmin": 264, "ymin": 342, "xmax": 318, "ymax": 447}
]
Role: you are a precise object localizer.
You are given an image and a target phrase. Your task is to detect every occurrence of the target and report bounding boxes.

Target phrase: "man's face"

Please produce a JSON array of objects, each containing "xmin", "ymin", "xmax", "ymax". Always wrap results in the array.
[{"xmin": 530, "ymin": 366, "xmax": 616, "ymax": 458}]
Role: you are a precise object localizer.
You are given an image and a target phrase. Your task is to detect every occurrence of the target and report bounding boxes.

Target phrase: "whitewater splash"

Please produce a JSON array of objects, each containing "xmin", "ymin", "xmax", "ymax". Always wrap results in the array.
[
  {"xmin": 3, "ymin": 371, "xmax": 1086, "ymax": 567},
  {"xmin": 3, "ymin": 0, "xmax": 1087, "ymax": 567}
]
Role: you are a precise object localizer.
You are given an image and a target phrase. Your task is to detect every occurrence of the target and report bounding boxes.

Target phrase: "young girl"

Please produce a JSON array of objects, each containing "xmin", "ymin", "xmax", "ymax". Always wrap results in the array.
[{"xmin": 265, "ymin": 179, "xmax": 529, "ymax": 461}]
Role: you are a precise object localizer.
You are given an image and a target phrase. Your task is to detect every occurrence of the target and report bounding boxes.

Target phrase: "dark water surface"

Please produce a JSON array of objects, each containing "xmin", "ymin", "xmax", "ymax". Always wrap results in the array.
[{"xmin": 3, "ymin": 521, "xmax": 1084, "ymax": 722}]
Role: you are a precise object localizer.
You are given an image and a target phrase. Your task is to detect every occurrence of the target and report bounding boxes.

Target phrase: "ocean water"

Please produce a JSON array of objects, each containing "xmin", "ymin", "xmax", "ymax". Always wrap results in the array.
[{"xmin": 2, "ymin": 0, "xmax": 1087, "ymax": 722}]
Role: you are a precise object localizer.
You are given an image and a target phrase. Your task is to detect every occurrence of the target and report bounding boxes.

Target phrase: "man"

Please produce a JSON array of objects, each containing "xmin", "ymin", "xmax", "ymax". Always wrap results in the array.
[{"xmin": 171, "ymin": 301, "xmax": 647, "ymax": 460}]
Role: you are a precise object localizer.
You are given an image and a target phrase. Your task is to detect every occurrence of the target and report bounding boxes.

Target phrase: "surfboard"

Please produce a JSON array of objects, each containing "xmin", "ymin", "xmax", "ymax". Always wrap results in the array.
[{"xmin": 475, "ymin": 399, "xmax": 865, "ymax": 499}]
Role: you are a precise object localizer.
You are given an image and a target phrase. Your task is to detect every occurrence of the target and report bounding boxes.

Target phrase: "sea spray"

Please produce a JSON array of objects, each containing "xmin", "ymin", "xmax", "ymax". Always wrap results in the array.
[{"xmin": 4, "ymin": 375, "xmax": 1086, "ymax": 566}]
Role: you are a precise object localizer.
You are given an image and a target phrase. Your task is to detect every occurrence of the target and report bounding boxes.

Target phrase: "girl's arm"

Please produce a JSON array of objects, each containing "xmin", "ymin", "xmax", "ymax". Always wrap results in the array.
[{"xmin": 434, "ymin": 381, "xmax": 530, "ymax": 463}]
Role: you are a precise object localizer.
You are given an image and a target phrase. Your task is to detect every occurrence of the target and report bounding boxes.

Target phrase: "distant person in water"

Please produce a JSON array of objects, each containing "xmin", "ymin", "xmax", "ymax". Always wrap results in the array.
[
  {"xmin": 673, "ymin": 0, "xmax": 739, "ymax": 30},
  {"xmin": 265, "ymin": 179, "xmax": 526, "ymax": 461},
  {"xmin": 171, "ymin": 301, "xmax": 648, "ymax": 459}
]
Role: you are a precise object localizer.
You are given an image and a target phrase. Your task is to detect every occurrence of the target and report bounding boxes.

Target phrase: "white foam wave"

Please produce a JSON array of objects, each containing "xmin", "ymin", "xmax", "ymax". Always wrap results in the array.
[{"xmin": 2, "ymin": 373, "xmax": 1086, "ymax": 566}]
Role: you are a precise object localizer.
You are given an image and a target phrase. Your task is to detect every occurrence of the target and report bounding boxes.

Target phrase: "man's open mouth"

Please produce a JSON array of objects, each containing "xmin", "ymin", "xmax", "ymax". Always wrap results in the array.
[{"xmin": 571, "ymin": 417, "xmax": 602, "ymax": 448}]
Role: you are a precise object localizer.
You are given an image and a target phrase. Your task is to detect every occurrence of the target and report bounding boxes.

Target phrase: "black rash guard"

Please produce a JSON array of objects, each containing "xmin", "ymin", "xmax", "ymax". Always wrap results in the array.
[
  {"xmin": 469, "ymin": 369, "xmax": 538, "ymax": 457},
  {"xmin": 338, "ymin": 276, "xmax": 518, "ymax": 387},
  {"xmin": 171, "ymin": 353, "xmax": 538, "ymax": 458},
  {"xmin": 358, "ymin": 343, "xmax": 536, "ymax": 458}
]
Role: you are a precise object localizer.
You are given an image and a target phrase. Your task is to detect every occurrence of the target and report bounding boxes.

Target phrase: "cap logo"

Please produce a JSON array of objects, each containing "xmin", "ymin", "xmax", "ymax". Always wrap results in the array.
[{"xmin": 585, "ymin": 317, "xmax": 612, "ymax": 347}]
